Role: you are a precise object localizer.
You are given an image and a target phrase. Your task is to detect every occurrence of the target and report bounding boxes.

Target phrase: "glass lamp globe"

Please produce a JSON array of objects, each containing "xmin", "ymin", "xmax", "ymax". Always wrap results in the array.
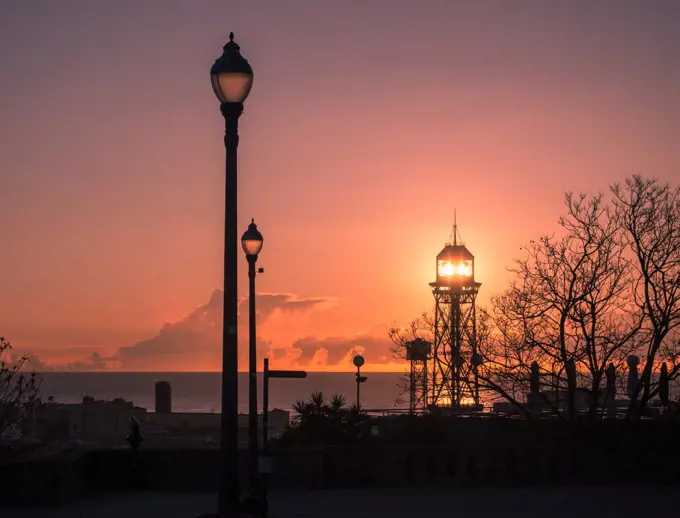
[
  {"xmin": 241, "ymin": 219, "xmax": 263, "ymax": 258},
  {"xmin": 436, "ymin": 245, "xmax": 475, "ymax": 285},
  {"xmin": 210, "ymin": 32, "xmax": 254, "ymax": 103}
]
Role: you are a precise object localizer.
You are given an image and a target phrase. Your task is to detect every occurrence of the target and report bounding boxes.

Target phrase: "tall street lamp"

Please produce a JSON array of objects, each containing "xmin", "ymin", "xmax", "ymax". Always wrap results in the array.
[
  {"xmin": 210, "ymin": 32, "xmax": 253, "ymax": 516},
  {"xmin": 241, "ymin": 219, "xmax": 263, "ymax": 498}
]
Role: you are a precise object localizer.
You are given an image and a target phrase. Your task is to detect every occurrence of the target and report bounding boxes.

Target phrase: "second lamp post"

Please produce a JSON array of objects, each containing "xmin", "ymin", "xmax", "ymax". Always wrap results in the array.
[{"xmin": 241, "ymin": 219, "xmax": 263, "ymax": 497}]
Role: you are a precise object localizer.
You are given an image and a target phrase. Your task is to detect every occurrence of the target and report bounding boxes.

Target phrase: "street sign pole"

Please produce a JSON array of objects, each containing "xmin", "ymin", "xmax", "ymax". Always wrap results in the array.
[{"xmin": 262, "ymin": 363, "xmax": 307, "ymax": 449}]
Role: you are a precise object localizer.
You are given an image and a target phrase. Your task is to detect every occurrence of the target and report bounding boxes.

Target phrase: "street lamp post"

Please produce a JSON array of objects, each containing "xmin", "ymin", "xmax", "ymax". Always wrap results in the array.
[
  {"xmin": 241, "ymin": 219, "xmax": 264, "ymax": 498},
  {"xmin": 210, "ymin": 32, "xmax": 253, "ymax": 516},
  {"xmin": 353, "ymin": 355, "xmax": 367, "ymax": 409}
]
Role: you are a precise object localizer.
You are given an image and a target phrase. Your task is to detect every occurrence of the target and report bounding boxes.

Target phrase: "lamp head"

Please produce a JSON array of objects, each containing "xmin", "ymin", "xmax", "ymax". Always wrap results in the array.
[
  {"xmin": 210, "ymin": 32, "xmax": 254, "ymax": 103},
  {"xmin": 436, "ymin": 244, "xmax": 475, "ymax": 286},
  {"xmin": 241, "ymin": 219, "xmax": 263, "ymax": 258}
]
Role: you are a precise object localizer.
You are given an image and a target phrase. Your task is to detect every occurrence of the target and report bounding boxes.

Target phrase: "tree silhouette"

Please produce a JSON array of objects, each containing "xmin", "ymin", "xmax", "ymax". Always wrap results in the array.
[
  {"xmin": 486, "ymin": 191, "xmax": 642, "ymax": 420},
  {"xmin": 390, "ymin": 175, "xmax": 679, "ymax": 421},
  {"xmin": 612, "ymin": 176, "xmax": 680, "ymax": 415},
  {"xmin": 0, "ymin": 336, "xmax": 41, "ymax": 435}
]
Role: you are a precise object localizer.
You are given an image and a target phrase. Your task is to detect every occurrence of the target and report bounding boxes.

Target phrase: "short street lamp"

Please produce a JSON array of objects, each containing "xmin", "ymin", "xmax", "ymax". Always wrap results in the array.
[
  {"xmin": 209, "ymin": 31, "xmax": 253, "ymax": 517},
  {"xmin": 242, "ymin": 219, "xmax": 263, "ymax": 499},
  {"xmin": 353, "ymin": 355, "xmax": 368, "ymax": 409}
]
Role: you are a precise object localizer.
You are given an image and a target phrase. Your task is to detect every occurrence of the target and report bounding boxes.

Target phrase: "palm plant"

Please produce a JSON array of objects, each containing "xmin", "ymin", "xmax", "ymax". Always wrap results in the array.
[
  {"xmin": 280, "ymin": 391, "xmax": 371, "ymax": 446},
  {"xmin": 327, "ymin": 394, "xmax": 348, "ymax": 419},
  {"xmin": 292, "ymin": 399, "xmax": 313, "ymax": 424},
  {"xmin": 308, "ymin": 391, "xmax": 328, "ymax": 416}
]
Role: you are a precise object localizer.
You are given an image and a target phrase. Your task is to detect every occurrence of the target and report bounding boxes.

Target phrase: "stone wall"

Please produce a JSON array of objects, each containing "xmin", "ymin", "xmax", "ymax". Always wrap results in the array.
[{"xmin": 2, "ymin": 419, "xmax": 678, "ymax": 508}]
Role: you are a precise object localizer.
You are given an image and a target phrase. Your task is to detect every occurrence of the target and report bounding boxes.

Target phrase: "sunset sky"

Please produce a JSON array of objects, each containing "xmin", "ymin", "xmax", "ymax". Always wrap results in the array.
[{"xmin": 0, "ymin": 1, "xmax": 678, "ymax": 372}]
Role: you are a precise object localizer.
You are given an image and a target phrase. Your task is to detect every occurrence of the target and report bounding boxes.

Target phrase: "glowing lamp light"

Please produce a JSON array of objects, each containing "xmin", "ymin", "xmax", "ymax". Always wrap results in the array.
[
  {"xmin": 241, "ymin": 219, "xmax": 263, "ymax": 258},
  {"xmin": 210, "ymin": 32, "xmax": 254, "ymax": 103},
  {"xmin": 438, "ymin": 260, "xmax": 473, "ymax": 278},
  {"xmin": 440, "ymin": 262, "xmax": 454, "ymax": 276},
  {"xmin": 434, "ymin": 243, "xmax": 476, "ymax": 288}
]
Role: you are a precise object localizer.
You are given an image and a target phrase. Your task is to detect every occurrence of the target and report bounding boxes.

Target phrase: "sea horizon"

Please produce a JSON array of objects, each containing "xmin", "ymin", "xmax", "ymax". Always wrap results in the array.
[
  {"xmin": 34, "ymin": 370, "xmax": 408, "ymax": 374},
  {"xmin": 35, "ymin": 371, "xmax": 408, "ymax": 414}
]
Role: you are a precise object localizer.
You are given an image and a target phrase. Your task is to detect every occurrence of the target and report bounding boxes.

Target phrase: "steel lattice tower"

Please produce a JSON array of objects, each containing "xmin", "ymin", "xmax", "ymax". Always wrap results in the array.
[
  {"xmin": 405, "ymin": 338, "xmax": 430, "ymax": 413},
  {"xmin": 428, "ymin": 223, "xmax": 482, "ymax": 410}
]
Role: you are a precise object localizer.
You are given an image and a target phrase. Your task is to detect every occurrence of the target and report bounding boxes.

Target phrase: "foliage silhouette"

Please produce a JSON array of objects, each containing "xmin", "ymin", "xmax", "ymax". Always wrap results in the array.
[
  {"xmin": 0, "ymin": 336, "xmax": 41, "ymax": 435},
  {"xmin": 277, "ymin": 392, "xmax": 369, "ymax": 446}
]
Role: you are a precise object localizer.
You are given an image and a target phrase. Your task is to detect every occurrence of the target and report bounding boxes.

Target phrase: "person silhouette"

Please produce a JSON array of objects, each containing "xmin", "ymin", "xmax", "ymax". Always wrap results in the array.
[{"xmin": 126, "ymin": 416, "xmax": 144, "ymax": 452}]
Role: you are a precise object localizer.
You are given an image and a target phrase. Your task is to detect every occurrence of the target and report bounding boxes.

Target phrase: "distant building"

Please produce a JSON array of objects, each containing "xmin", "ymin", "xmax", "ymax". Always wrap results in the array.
[
  {"xmin": 25, "ymin": 396, "xmax": 147, "ymax": 444},
  {"xmin": 21, "ymin": 394, "xmax": 290, "ymax": 449},
  {"xmin": 154, "ymin": 381, "xmax": 172, "ymax": 414}
]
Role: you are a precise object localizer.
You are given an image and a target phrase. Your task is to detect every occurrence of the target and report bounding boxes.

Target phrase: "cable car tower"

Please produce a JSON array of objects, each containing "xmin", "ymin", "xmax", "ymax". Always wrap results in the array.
[{"xmin": 429, "ymin": 216, "xmax": 482, "ymax": 410}]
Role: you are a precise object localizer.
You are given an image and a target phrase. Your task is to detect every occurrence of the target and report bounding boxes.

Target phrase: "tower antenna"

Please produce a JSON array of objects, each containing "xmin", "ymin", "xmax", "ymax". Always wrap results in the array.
[
  {"xmin": 453, "ymin": 209, "xmax": 457, "ymax": 246},
  {"xmin": 447, "ymin": 209, "xmax": 464, "ymax": 246}
]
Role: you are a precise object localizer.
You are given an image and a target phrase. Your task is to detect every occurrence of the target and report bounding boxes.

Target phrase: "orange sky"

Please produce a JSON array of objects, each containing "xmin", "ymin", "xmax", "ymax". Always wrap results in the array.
[{"xmin": 0, "ymin": 1, "xmax": 678, "ymax": 372}]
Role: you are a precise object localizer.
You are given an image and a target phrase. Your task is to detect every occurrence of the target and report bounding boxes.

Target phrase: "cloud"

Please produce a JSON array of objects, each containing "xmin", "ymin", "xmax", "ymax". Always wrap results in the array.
[
  {"xmin": 8, "ymin": 290, "xmax": 401, "ymax": 372},
  {"xmin": 109, "ymin": 289, "xmax": 334, "ymax": 370},
  {"xmin": 254, "ymin": 292, "xmax": 337, "ymax": 322},
  {"xmin": 7, "ymin": 350, "xmax": 112, "ymax": 372},
  {"xmin": 65, "ymin": 352, "xmax": 109, "ymax": 371},
  {"xmin": 9, "ymin": 351, "xmax": 55, "ymax": 372},
  {"xmin": 290, "ymin": 328, "xmax": 396, "ymax": 368}
]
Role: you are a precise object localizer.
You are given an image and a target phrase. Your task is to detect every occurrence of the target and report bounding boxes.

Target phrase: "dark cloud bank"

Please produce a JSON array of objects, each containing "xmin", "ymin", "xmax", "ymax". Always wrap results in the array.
[{"xmin": 18, "ymin": 290, "xmax": 396, "ymax": 371}]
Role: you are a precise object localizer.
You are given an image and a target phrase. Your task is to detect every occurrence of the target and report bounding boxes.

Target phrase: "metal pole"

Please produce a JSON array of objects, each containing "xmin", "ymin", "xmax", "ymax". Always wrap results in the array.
[
  {"xmin": 473, "ymin": 302, "xmax": 479, "ymax": 408},
  {"xmin": 218, "ymin": 101, "xmax": 242, "ymax": 515},
  {"xmin": 247, "ymin": 256, "xmax": 258, "ymax": 496},
  {"xmin": 262, "ymin": 358, "xmax": 269, "ymax": 453},
  {"xmin": 356, "ymin": 365, "xmax": 361, "ymax": 409}
]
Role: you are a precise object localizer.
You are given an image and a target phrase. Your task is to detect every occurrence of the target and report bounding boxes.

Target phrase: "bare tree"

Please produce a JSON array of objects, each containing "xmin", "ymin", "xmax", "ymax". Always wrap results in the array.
[
  {"xmin": 476, "ymin": 298, "xmax": 545, "ymax": 417},
  {"xmin": 488, "ymin": 193, "xmax": 640, "ymax": 420},
  {"xmin": 0, "ymin": 336, "xmax": 41, "ymax": 435},
  {"xmin": 390, "ymin": 176, "xmax": 679, "ymax": 422},
  {"xmin": 612, "ymin": 176, "xmax": 680, "ymax": 415}
]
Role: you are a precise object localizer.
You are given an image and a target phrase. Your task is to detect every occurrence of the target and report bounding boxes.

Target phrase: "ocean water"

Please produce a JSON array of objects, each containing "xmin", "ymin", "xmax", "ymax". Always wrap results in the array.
[
  {"xmin": 36, "ymin": 372, "xmax": 407, "ymax": 414},
  {"xmin": 34, "ymin": 371, "xmax": 677, "ymax": 415}
]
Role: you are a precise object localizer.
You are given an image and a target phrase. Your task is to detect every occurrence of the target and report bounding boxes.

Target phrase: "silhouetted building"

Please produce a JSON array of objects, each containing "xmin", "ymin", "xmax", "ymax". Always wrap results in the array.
[
  {"xmin": 155, "ymin": 380, "xmax": 172, "ymax": 414},
  {"xmin": 25, "ymin": 397, "xmax": 147, "ymax": 444}
]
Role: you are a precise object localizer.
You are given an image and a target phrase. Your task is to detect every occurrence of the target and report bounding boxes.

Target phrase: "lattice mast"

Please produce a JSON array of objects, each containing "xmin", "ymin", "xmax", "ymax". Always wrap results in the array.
[
  {"xmin": 405, "ymin": 338, "xmax": 430, "ymax": 413},
  {"xmin": 429, "ymin": 216, "xmax": 482, "ymax": 409}
]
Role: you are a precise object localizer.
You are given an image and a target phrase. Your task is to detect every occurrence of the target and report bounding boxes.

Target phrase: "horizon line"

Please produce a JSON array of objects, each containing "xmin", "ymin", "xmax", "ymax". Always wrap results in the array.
[{"xmin": 35, "ymin": 370, "xmax": 408, "ymax": 374}]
